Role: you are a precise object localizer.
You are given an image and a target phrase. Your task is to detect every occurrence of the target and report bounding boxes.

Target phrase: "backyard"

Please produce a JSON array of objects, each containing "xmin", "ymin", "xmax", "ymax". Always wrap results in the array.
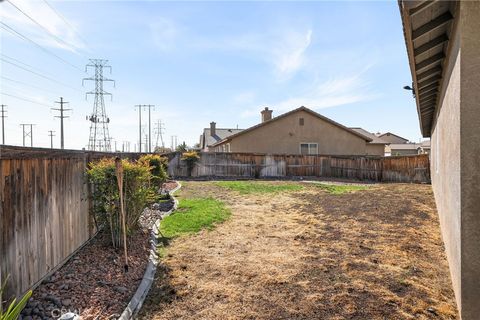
[{"xmin": 140, "ymin": 180, "xmax": 457, "ymax": 319}]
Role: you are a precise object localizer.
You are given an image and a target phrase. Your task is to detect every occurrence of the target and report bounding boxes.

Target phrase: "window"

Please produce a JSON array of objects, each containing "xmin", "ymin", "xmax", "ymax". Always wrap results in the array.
[
  {"xmin": 300, "ymin": 143, "xmax": 318, "ymax": 155},
  {"xmin": 226, "ymin": 143, "xmax": 231, "ymax": 152},
  {"xmin": 299, "ymin": 117, "xmax": 304, "ymax": 126}
]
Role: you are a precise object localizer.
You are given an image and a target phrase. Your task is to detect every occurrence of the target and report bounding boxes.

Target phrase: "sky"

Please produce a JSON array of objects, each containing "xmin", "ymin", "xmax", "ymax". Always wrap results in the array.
[{"xmin": 0, "ymin": 0, "xmax": 422, "ymax": 151}]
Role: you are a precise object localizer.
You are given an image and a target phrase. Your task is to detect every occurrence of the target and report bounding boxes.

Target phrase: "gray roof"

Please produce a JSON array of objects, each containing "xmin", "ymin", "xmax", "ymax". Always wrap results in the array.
[
  {"xmin": 349, "ymin": 128, "xmax": 389, "ymax": 145},
  {"xmin": 203, "ymin": 128, "xmax": 244, "ymax": 147}
]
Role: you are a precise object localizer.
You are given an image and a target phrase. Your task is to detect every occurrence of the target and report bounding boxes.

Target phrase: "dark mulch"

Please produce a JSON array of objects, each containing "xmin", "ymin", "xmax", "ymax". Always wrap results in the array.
[{"xmin": 20, "ymin": 180, "xmax": 179, "ymax": 320}]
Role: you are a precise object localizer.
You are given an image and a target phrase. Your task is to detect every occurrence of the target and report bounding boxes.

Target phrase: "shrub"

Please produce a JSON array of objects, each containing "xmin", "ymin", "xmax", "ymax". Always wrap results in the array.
[
  {"xmin": 181, "ymin": 151, "xmax": 200, "ymax": 176},
  {"xmin": 87, "ymin": 158, "xmax": 157, "ymax": 248},
  {"xmin": 138, "ymin": 154, "xmax": 168, "ymax": 186}
]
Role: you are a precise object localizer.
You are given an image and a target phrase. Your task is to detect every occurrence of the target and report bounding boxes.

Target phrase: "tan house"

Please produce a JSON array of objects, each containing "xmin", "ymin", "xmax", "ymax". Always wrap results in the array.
[
  {"xmin": 399, "ymin": 1, "xmax": 480, "ymax": 318},
  {"xmin": 210, "ymin": 106, "xmax": 387, "ymax": 156}
]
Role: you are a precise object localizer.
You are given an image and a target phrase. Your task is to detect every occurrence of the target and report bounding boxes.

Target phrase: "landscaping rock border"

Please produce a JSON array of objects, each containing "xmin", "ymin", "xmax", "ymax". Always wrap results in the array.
[{"xmin": 118, "ymin": 181, "xmax": 181, "ymax": 320}]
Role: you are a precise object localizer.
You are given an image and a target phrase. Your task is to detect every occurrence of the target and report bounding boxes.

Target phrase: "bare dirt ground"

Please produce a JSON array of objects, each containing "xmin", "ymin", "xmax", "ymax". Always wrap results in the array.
[{"xmin": 140, "ymin": 181, "xmax": 457, "ymax": 320}]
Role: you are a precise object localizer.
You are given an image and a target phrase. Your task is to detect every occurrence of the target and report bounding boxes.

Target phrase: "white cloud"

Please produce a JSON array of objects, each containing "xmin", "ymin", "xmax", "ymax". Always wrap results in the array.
[
  {"xmin": 240, "ymin": 67, "xmax": 378, "ymax": 118},
  {"xmin": 1, "ymin": 0, "xmax": 86, "ymax": 52},
  {"xmin": 272, "ymin": 29, "xmax": 312, "ymax": 76}
]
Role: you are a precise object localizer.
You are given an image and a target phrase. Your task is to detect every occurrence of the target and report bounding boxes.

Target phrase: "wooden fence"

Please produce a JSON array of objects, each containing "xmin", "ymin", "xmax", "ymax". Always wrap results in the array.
[
  {"xmin": 0, "ymin": 146, "xmax": 143, "ymax": 298},
  {"xmin": 167, "ymin": 152, "xmax": 431, "ymax": 183}
]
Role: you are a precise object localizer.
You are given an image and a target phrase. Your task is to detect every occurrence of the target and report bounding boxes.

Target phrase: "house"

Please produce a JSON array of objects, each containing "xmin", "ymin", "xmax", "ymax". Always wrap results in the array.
[
  {"xmin": 210, "ymin": 106, "xmax": 388, "ymax": 156},
  {"xmin": 399, "ymin": 1, "xmax": 480, "ymax": 318},
  {"xmin": 199, "ymin": 122, "xmax": 243, "ymax": 151},
  {"xmin": 377, "ymin": 132, "xmax": 409, "ymax": 144},
  {"xmin": 388, "ymin": 143, "xmax": 421, "ymax": 156}
]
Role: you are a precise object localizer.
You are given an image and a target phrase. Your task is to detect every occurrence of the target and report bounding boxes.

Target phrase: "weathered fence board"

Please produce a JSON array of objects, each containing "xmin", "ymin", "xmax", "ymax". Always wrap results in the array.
[
  {"xmin": 167, "ymin": 152, "xmax": 430, "ymax": 183},
  {"xmin": 0, "ymin": 146, "xmax": 143, "ymax": 299}
]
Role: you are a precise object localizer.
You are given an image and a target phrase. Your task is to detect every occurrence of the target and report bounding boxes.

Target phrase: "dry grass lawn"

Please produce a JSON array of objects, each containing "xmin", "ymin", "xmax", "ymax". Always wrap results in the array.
[{"xmin": 139, "ymin": 181, "xmax": 457, "ymax": 320}]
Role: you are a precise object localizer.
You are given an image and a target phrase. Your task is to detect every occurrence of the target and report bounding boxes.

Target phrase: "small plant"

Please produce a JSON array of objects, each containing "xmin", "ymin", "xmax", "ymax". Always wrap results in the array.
[
  {"xmin": 0, "ymin": 275, "xmax": 32, "ymax": 320},
  {"xmin": 181, "ymin": 151, "xmax": 200, "ymax": 177},
  {"xmin": 138, "ymin": 154, "xmax": 168, "ymax": 186},
  {"xmin": 87, "ymin": 158, "xmax": 157, "ymax": 248}
]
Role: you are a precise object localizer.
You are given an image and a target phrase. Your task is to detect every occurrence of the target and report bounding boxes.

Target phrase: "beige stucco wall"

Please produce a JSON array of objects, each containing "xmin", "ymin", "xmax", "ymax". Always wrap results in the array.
[
  {"xmin": 366, "ymin": 144, "xmax": 385, "ymax": 156},
  {"xmin": 431, "ymin": 12, "xmax": 461, "ymax": 313},
  {"xmin": 431, "ymin": 3, "xmax": 480, "ymax": 318},
  {"xmin": 216, "ymin": 110, "xmax": 381, "ymax": 155},
  {"xmin": 459, "ymin": 3, "xmax": 480, "ymax": 319}
]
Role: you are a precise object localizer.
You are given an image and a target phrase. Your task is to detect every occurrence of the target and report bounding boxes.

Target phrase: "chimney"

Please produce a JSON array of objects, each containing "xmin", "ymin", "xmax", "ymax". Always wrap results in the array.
[
  {"xmin": 210, "ymin": 122, "xmax": 216, "ymax": 136},
  {"xmin": 261, "ymin": 107, "xmax": 273, "ymax": 122}
]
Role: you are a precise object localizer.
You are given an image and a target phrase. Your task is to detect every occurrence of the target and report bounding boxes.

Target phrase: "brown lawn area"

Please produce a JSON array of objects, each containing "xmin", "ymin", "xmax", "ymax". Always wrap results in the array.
[{"xmin": 139, "ymin": 181, "xmax": 457, "ymax": 320}]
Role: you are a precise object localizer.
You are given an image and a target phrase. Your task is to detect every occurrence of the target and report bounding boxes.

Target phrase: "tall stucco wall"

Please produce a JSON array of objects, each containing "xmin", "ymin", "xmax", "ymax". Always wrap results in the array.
[
  {"xmin": 459, "ymin": 2, "xmax": 480, "ymax": 319},
  {"xmin": 365, "ymin": 144, "xmax": 385, "ymax": 156},
  {"xmin": 431, "ymin": 3, "xmax": 480, "ymax": 318},
  {"xmin": 226, "ymin": 110, "xmax": 372, "ymax": 155},
  {"xmin": 431, "ymin": 18, "xmax": 461, "ymax": 312}
]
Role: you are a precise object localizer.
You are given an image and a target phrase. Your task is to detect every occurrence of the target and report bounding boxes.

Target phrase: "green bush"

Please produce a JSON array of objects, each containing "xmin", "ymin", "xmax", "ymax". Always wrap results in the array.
[
  {"xmin": 138, "ymin": 154, "xmax": 168, "ymax": 186},
  {"xmin": 87, "ymin": 158, "xmax": 157, "ymax": 248},
  {"xmin": 181, "ymin": 151, "xmax": 200, "ymax": 176}
]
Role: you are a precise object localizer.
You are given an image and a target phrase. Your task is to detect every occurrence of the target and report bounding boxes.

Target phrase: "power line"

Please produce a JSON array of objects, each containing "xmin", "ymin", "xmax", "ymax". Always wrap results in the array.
[
  {"xmin": 1, "ymin": 56, "xmax": 81, "ymax": 92},
  {"xmin": 1, "ymin": 92, "xmax": 52, "ymax": 108},
  {"xmin": 1, "ymin": 76, "xmax": 59, "ymax": 95},
  {"xmin": 0, "ymin": 21, "xmax": 83, "ymax": 72},
  {"xmin": 42, "ymin": 0, "xmax": 90, "ymax": 49},
  {"xmin": 6, "ymin": 0, "xmax": 82, "ymax": 53}
]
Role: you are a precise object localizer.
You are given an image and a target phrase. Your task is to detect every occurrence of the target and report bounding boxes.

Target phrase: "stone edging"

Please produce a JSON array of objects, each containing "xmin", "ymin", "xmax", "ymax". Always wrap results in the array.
[{"xmin": 118, "ymin": 181, "xmax": 181, "ymax": 320}]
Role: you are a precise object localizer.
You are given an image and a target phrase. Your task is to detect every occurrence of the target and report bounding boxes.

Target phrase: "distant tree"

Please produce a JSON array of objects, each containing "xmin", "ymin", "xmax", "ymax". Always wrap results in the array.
[{"xmin": 176, "ymin": 142, "xmax": 188, "ymax": 152}]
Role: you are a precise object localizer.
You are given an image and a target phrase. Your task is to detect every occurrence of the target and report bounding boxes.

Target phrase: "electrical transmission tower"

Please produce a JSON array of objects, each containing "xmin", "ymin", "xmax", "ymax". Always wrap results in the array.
[
  {"xmin": 51, "ymin": 97, "xmax": 71, "ymax": 149},
  {"xmin": 154, "ymin": 119, "xmax": 165, "ymax": 149},
  {"xmin": 83, "ymin": 59, "xmax": 115, "ymax": 151},
  {"xmin": 1, "ymin": 104, "xmax": 6, "ymax": 145},
  {"xmin": 20, "ymin": 123, "xmax": 34, "ymax": 147}
]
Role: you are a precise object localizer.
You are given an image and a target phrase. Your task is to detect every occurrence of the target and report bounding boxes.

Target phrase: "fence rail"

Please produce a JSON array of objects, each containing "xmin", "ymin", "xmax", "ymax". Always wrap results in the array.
[
  {"xmin": 166, "ymin": 152, "xmax": 430, "ymax": 183},
  {"xmin": 0, "ymin": 146, "xmax": 143, "ymax": 299}
]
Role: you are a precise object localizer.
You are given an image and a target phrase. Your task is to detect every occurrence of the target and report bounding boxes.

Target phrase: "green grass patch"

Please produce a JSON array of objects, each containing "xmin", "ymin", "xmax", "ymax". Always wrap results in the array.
[
  {"xmin": 160, "ymin": 197, "xmax": 230, "ymax": 238},
  {"xmin": 216, "ymin": 181, "xmax": 303, "ymax": 194},
  {"xmin": 313, "ymin": 183, "xmax": 368, "ymax": 195}
]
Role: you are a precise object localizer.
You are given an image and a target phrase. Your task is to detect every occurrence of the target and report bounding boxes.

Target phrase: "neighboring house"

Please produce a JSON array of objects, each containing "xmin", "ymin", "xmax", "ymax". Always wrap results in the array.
[
  {"xmin": 199, "ymin": 122, "xmax": 243, "ymax": 151},
  {"xmin": 399, "ymin": 1, "xmax": 480, "ymax": 318},
  {"xmin": 388, "ymin": 143, "xmax": 422, "ymax": 156},
  {"xmin": 419, "ymin": 140, "xmax": 431, "ymax": 154},
  {"xmin": 210, "ymin": 106, "xmax": 387, "ymax": 156},
  {"xmin": 377, "ymin": 132, "xmax": 409, "ymax": 144},
  {"xmin": 349, "ymin": 128, "xmax": 390, "ymax": 156}
]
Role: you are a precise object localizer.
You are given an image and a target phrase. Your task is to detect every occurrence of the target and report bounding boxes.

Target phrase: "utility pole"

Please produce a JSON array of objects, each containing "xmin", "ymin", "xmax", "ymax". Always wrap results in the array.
[
  {"xmin": 134, "ymin": 105, "xmax": 154, "ymax": 153},
  {"xmin": 48, "ymin": 130, "xmax": 56, "ymax": 149},
  {"xmin": 52, "ymin": 97, "xmax": 71, "ymax": 149},
  {"xmin": 144, "ymin": 134, "xmax": 148, "ymax": 152},
  {"xmin": 154, "ymin": 119, "xmax": 165, "ymax": 149},
  {"xmin": 83, "ymin": 59, "xmax": 115, "ymax": 151},
  {"xmin": 20, "ymin": 124, "xmax": 34, "ymax": 147},
  {"xmin": 134, "ymin": 105, "xmax": 142, "ymax": 153},
  {"xmin": 0, "ymin": 104, "xmax": 6, "ymax": 145}
]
